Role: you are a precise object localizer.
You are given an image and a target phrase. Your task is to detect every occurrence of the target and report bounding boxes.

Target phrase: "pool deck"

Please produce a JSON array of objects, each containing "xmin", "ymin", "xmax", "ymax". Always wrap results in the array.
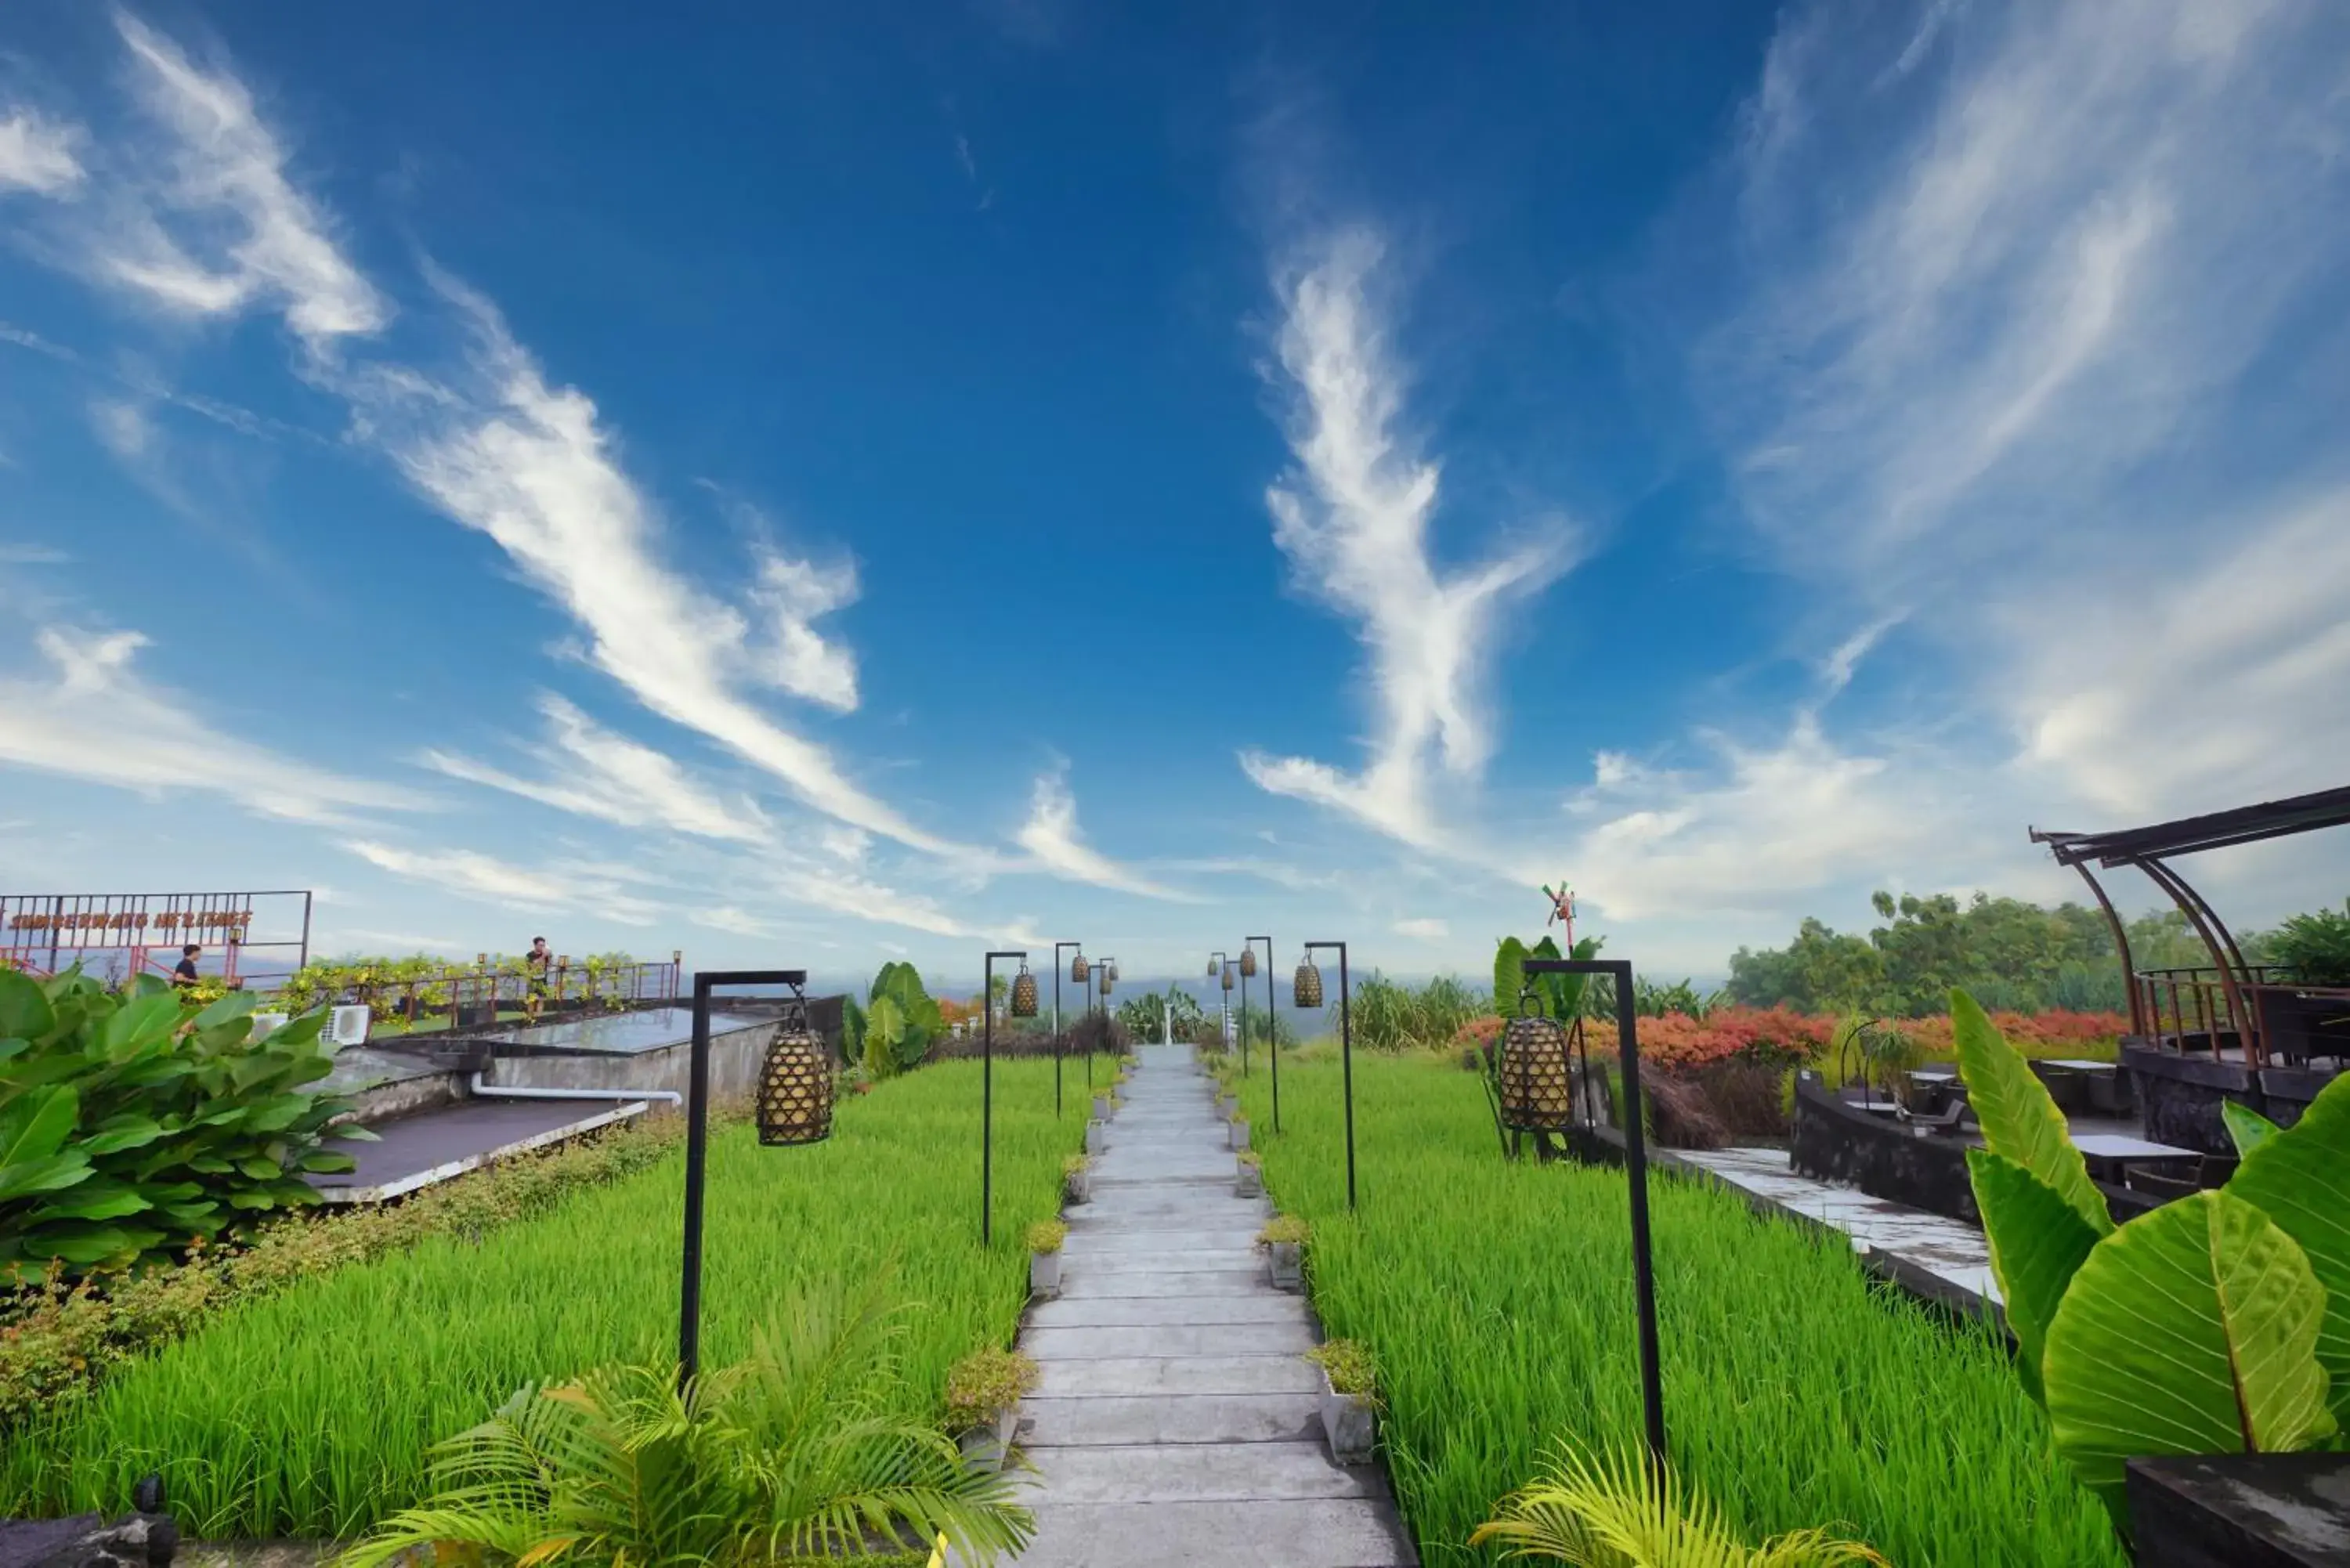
[
  {"xmin": 308, "ymin": 1097, "xmax": 649, "ymax": 1204},
  {"xmin": 993, "ymin": 1043, "xmax": 1418, "ymax": 1568},
  {"xmin": 1667, "ymin": 1145, "xmax": 2004, "ymax": 1321}
]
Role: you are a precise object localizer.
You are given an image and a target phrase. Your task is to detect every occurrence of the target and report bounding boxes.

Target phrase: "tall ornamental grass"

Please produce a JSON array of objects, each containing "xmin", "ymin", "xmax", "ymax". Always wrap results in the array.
[
  {"xmin": 0, "ymin": 1059, "xmax": 1078, "ymax": 1541},
  {"xmin": 1232, "ymin": 1055, "xmax": 2124, "ymax": 1567}
]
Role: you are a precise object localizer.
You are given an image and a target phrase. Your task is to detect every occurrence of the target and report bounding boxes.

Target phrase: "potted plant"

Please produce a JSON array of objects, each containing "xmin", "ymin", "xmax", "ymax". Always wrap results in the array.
[
  {"xmin": 1229, "ymin": 1111, "xmax": 1251, "ymax": 1152},
  {"xmin": 1027, "ymin": 1220, "xmax": 1068, "ymax": 1299},
  {"xmin": 1062, "ymin": 1153, "xmax": 1091, "ymax": 1205},
  {"xmin": 1260, "ymin": 1214, "xmax": 1307, "ymax": 1292},
  {"xmin": 1236, "ymin": 1149, "xmax": 1262, "ymax": 1198},
  {"xmin": 1306, "ymin": 1339, "xmax": 1379, "ymax": 1465},
  {"xmin": 944, "ymin": 1346, "xmax": 1037, "ymax": 1474}
]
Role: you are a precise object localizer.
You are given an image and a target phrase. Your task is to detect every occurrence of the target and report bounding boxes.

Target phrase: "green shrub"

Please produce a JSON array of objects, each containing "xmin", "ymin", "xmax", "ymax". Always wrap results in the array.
[
  {"xmin": 1259, "ymin": 1214, "xmax": 1309, "ymax": 1247},
  {"xmin": 1306, "ymin": 1338, "xmax": 1376, "ymax": 1404},
  {"xmin": 1025, "ymin": 1220, "xmax": 1067, "ymax": 1255},
  {"xmin": 2269, "ymin": 899, "xmax": 2350, "ymax": 987},
  {"xmin": 0, "ymin": 1100, "xmax": 718, "ymax": 1429},
  {"xmin": 1, "ymin": 970, "xmax": 365, "ymax": 1283},
  {"xmin": 942, "ymin": 1346, "xmax": 1037, "ymax": 1431}
]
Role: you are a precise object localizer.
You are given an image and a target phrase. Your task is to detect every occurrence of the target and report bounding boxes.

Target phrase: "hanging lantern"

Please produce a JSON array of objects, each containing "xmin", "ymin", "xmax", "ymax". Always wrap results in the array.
[
  {"xmin": 1071, "ymin": 953, "xmax": 1090, "ymax": 984},
  {"xmin": 1220, "ymin": 963, "xmax": 1235, "ymax": 992},
  {"xmin": 1496, "ymin": 1001, "xmax": 1575, "ymax": 1133},
  {"xmin": 1207, "ymin": 956, "xmax": 1220, "ymax": 977},
  {"xmin": 1104, "ymin": 959, "xmax": 1119, "ymax": 985},
  {"xmin": 1010, "ymin": 963, "xmax": 1039, "ymax": 1019},
  {"xmin": 1293, "ymin": 959, "xmax": 1324, "ymax": 1010},
  {"xmin": 1238, "ymin": 948, "xmax": 1258, "ymax": 978},
  {"xmin": 757, "ymin": 1022, "xmax": 833, "ymax": 1147}
]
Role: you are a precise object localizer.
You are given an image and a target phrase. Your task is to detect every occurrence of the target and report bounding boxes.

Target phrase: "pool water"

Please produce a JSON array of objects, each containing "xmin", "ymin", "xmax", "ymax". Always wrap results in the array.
[{"xmin": 479, "ymin": 1006, "xmax": 765, "ymax": 1056}]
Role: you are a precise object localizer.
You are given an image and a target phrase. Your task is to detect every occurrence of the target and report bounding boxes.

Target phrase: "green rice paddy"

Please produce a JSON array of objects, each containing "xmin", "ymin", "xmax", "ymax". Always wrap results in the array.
[
  {"xmin": 1228, "ymin": 1052, "xmax": 2126, "ymax": 1567},
  {"xmin": 0, "ymin": 1059, "xmax": 1081, "ymax": 1541}
]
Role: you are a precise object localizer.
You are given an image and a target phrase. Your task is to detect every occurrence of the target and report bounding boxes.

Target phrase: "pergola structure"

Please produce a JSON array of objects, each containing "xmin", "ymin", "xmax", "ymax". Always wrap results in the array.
[{"xmin": 2031, "ymin": 784, "xmax": 2350, "ymax": 1069}]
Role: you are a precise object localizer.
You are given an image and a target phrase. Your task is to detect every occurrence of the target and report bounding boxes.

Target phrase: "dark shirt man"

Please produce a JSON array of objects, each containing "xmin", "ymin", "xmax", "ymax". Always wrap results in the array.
[{"xmin": 172, "ymin": 944, "xmax": 201, "ymax": 989}]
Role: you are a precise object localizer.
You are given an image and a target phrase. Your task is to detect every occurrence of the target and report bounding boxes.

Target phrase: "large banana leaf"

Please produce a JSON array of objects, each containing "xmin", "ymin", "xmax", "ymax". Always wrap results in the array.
[
  {"xmin": 2041, "ymin": 1188, "xmax": 2334, "ymax": 1525},
  {"xmin": 1950, "ymin": 988, "xmax": 2110, "ymax": 1236},
  {"xmin": 0, "ymin": 967, "xmax": 54, "ymax": 1042},
  {"xmin": 1966, "ymin": 1150, "xmax": 2099, "ymax": 1403},
  {"xmin": 2222, "ymin": 1100, "xmax": 2282, "ymax": 1158},
  {"xmin": 1495, "ymin": 936, "xmax": 1528, "ymax": 1017},
  {"xmin": 2226, "ymin": 1071, "xmax": 2350, "ymax": 1426}
]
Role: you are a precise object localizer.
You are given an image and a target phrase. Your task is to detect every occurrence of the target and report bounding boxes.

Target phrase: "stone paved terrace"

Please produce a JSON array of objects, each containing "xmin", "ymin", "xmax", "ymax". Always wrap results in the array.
[{"xmin": 996, "ymin": 1042, "xmax": 1418, "ymax": 1568}]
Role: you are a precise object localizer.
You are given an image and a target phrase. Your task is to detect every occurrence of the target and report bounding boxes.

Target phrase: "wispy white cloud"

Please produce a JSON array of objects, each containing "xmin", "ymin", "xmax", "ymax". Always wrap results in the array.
[
  {"xmin": 92, "ymin": 14, "xmax": 389, "ymax": 351},
  {"xmin": 1709, "ymin": 0, "xmax": 2350, "ymax": 829},
  {"xmin": 421, "ymin": 694, "xmax": 770, "ymax": 844},
  {"xmin": 0, "ymin": 544, "xmax": 70, "ymax": 565},
  {"xmin": 747, "ymin": 552, "xmax": 860, "ymax": 712},
  {"xmin": 0, "ymin": 627, "xmax": 425, "ymax": 825},
  {"xmin": 1392, "ymin": 916, "xmax": 1448, "ymax": 941},
  {"xmin": 341, "ymin": 839, "xmax": 664, "ymax": 925},
  {"xmin": 0, "ymin": 108, "xmax": 83, "ymax": 195},
  {"xmin": 1016, "ymin": 765, "xmax": 1192, "ymax": 901},
  {"xmin": 1242, "ymin": 229, "xmax": 1576, "ymax": 851}
]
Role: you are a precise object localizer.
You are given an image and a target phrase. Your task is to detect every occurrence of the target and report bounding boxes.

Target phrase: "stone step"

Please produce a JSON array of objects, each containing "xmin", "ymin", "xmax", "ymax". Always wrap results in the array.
[
  {"xmin": 1027, "ymin": 1294, "xmax": 1308, "ymax": 1330},
  {"xmin": 1033, "ymin": 1353, "xmax": 1323, "ymax": 1397},
  {"xmin": 1023, "ymin": 1391, "xmax": 1320, "ymax": 1447},
  {"xmin": 1026, "ymin": 1440, "xmax": 1371, "ymax": 1504},
  {"xmin": 1067, "ymin": 1248, "xmax": 1259, "ymax": 1276},
  {"xmin": 1057, "ymin": 1267, "xmax": 1265, "ymax": 1299},
  {"xmin": 1065, "ymin": 1204, "xmax": 1267, "ymax": 1232},
  {"xmin": 1059, "ymin": 1227, "xmax": 1260, "ymax": 1255},
  {"xmin": 1002, "ymin": 1499, "xmax": 1419, "ymax": 1568},
  {"xmin": 1024, "ymin": 1322, "xmax": 1314, "ymax": 1360}
]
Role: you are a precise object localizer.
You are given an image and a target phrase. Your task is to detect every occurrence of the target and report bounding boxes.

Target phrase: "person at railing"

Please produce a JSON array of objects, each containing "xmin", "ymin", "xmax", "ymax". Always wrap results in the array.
[
  {"xmin": 172, "ymin": 943, "xmax": 201, "ymax": 992},
  {"xmin": 524, "ymin": 936, "xmax": 552, "ymax": 1021}
]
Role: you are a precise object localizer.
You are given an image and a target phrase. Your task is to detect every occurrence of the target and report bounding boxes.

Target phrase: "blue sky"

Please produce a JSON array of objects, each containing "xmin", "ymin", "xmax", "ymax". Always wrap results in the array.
[{"xmin": 2, "ymin": 1, "xmax": 2347, "ymax": 989}]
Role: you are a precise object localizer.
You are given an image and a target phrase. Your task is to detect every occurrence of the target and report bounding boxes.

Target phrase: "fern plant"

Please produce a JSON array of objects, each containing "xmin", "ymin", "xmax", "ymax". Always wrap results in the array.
[
  {"xmin": 337, "ymin": 1281, "xmax": 1033, "ymax": 1567},
  {"xmin": 1472, "ymin": 1443, "xmax": 1889, "ymax": 1566}
]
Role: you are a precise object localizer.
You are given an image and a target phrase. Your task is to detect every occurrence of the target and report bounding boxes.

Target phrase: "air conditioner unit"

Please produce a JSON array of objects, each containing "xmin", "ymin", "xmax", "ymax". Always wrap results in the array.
[
  {"xmin": 327, "ymin": 1006, "xmax": 372, "ymax": 1048},
  {"xmin": 251, "ymin": 1012, "xmax": 290, "ymax": 1039}
]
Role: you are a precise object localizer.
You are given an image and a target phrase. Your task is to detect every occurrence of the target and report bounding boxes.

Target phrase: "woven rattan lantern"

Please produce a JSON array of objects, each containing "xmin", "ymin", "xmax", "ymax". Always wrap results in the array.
[
  {"xmin": 1496, "ymin": 1003, "xmax": 1574, "ymax": 1133},
  {"xmin": 1010, "ymin": 963, "xmax": 1039, "ymax": 1019},
  {"xmin": 1220, "ymin": 963, "xmax": 1235, "ymax": 992},
  {"xmin": 757, "ymin": 1023, "xmax": 833, "ymax": 1147},
  {"xmin": 1104, "ymin": 959, "xmax": 1119, "ymax": 985},
  {"xmin": 1071, "ymin": 952, "xmax": 1090, "ymax": 984},
  {"xmin": 1292, "ymin": 958, "xmax": 1324, "ymax": 1010},
  {"xmin": 1238, "ymin": 948, "xmax": 1258, "ymax": 978},
  {"xmin": 1207, "ymin": 956, "xmax": 1220, "ymax": 977}
]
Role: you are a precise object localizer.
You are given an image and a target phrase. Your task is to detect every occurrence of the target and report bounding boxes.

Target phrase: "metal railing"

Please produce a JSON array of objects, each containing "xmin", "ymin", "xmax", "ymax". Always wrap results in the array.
[{"xmin": 2131, "ymin": 965, "xmax": 2350, "ymax": 1066}]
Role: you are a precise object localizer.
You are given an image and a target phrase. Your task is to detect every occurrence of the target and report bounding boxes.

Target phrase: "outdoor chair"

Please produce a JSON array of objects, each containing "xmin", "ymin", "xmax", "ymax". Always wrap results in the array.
[
  {"xmin": 2029, "ymin": 1064, "xmax": 2090, "ymax": 1116},
  {"xmin": 2196, "ymin": 1154, "xmax": 2239, "ymax": 1189},
  {"xmin": 1897, "ymin": 1100, "xmax": 1974, "ymax": 1136}
]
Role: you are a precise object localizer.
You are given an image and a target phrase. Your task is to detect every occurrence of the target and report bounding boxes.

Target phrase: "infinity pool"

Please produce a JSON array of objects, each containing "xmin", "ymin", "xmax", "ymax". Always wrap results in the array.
[{"xmin": 479, "ymin": 1005, "xmax": 765, "ymax": 1056}]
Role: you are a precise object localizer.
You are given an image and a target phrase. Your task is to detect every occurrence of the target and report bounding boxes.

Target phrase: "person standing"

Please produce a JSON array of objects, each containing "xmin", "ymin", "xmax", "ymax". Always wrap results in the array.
[
  {"xmin": 172, "ymin": 943, "xmax": 201, "ymax": 992},
  {"xmin": 524, "ymin": 936, "xmax": 552, "ymax": 1021}
]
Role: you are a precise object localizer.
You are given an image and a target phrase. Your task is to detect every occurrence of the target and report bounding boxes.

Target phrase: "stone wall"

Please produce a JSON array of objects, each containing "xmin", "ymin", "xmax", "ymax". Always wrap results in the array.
[{"xmin": 1790, "ymin": 1074, "xmax": 1978, "ymax": 1224}]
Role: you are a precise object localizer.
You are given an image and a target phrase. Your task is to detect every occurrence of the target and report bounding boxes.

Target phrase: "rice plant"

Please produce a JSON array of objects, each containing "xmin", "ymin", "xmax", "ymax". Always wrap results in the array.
[
  {"xmin": 1231, "ymin": 1055, "xmax": 2124, "ymax": 1567},
  {"xmin": 0, "ymin": 1059, "xmax": 1079, "ymax": 1541}
]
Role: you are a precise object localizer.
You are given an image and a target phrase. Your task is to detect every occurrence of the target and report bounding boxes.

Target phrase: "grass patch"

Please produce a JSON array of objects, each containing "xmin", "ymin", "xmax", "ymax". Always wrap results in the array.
[
  {"xmin": 0, "ymin": 1059, "xmax": 1079, "ymax": 1540},
  {"xmin": 1232, "ymin": 1054, "xmax": 2123, "ymax": 1567}
]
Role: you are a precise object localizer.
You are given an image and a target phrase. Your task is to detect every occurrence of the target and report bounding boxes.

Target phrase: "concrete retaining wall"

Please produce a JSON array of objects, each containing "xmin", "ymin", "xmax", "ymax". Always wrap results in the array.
[{"xmin": 477, "ymin": 1017, "xmax": 777, "ymax": 1104}]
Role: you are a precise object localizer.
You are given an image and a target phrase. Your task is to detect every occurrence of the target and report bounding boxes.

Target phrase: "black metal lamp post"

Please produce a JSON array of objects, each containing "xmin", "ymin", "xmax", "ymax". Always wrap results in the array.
[
  {"xmin": 1089, "ymin": 957, "xmax": 1116, "ymax": 1087},
  {"xmin": 1230, "ymin": 947, "xmax": 1251, "ymax": 1078},
  {"xmin": 1249, "ymin": 935, "xmax": 1278, "ymax": 1131},
  {"xmin": 1522, "ymin": 956, "xmax": 1666, "ymax": 1477},
  {"xmin": 1052, "ymin": 941, "xmax": 1083, "ymax": 1118},
  {"xmin": 680, "ymin": 967, "xmax": 821, "ymax": 1388},
  {"xmin": 1208, "ymin": 952, "xmax": 1231, "ymax": 1057},
  {"xmin": 980, "ymin": 949, "xmax": 1036, "ymax": 1246},
  {"xmin": 1296, "ymin": 941, "xmax": 1356, "ymax": 1212}
]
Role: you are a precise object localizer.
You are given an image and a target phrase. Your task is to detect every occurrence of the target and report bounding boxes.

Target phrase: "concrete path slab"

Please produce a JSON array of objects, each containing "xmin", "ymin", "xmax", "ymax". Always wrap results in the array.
[{"xmin": 998, "ymin": 1043, "xmax": 1418, "ymax": 1566}]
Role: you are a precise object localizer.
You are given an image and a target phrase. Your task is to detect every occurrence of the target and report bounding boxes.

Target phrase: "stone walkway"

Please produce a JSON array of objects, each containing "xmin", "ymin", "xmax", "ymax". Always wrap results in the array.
[{"xmin": 1003, "ymin": 1043, "xmax": 1418, "ymax": 1567}]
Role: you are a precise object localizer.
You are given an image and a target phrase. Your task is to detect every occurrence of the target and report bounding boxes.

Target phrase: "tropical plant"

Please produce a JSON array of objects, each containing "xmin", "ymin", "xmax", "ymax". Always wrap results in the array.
[
  {"xmin": 1024, "ymin": 1219, "xmax": 1066, "ymax": 1255},
  {"xmin": 863, "ymin": 963, "xmax": 945, "ymax": 1078},
  {"xmin": 1116, "ymin": 988, "xmax": 1203, "ymax": 1046},
  {"xmin": 1473, "ymin": 1443, "xmax": 1890, "ymax": 1566},
  {"xmin": 1, "ymin": 970, "xmax": 367, "ymax": 1283},
  {"xmin": 2269, "ymin": 898, "xmax": 2350, "ymax": 988},
  {"xmin": 1305, "ymin": 1339, "xmax": 1377, "ymax": 1404},
  {"xmin": 1957, "ymin": 988, "xmax": 2348, "ymax": 1534},
  {"xmin": 337, "ymin": 1282, "xmax": 1033, "ymax": 1567},
  {"xmin": 1496, "ymin": 934, "xmax": 1606, "ymax": 1024}
]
